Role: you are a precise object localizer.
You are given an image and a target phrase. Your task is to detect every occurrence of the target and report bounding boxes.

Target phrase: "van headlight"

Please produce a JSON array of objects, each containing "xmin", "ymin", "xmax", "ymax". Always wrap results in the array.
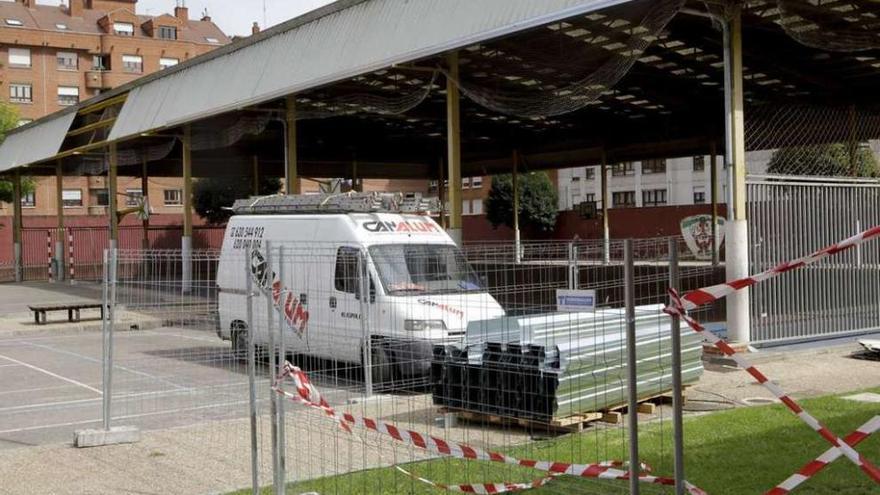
[{"xmin": 404, "ymin": 320, "xmax": 446, "ymax": 332}]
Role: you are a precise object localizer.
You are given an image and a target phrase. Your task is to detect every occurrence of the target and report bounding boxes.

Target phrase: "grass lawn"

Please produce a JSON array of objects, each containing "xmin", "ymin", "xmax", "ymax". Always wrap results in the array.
[{"xmin": 233, "ymin": 387, "xmax": 880, "ymax": 494}]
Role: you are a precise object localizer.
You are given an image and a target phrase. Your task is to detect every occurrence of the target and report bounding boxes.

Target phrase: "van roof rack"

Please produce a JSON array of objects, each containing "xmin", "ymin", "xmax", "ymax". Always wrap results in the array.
[{"xmin": 230, "ymin": 192, "xmax": 443, "ymax": 215}]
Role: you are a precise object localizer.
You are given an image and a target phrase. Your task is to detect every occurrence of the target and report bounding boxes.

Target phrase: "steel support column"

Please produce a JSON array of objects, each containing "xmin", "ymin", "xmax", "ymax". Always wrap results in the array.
[
  {"xmin": 513, "ymin": 150, "xmax": 521, "ymax": 263},
  {"xmin": 141, "ymin": 155, "xmax": 150, "ymax": 251},
  {"xmin": 55, "ymin": 160, "xmax": 65, "ymax": 281},
  {"xmin": 446, "ymin": 52, "xmax": 463, "ymax": 246},
  {"xmin": 252, "ymin": 155, "xmax": 260, "ymax": 196},
  {"xmin": 182, "ymin": 125, "xmax": 193, "ymax": 294},
  {"xmin": 724, "ymin": 7, "xmax": 750, "ymax": 345},
  {"xmin": 108, "ymin": 143, "xmax": 118, "ymax": 251},
  {"xmin": 12, "ymin": 169, "xmax": 22, "ymax": 282},
  {"xmin": 285, "ymin": 96, "xmax": 300, "ymax": 195},
  {"xmin": 601, "ymin": 153, "xmax": 610, "ymax": 264}
]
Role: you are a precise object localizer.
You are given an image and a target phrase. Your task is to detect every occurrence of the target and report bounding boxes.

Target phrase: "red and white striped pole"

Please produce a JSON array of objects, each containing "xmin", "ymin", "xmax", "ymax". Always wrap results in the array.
[
  {"xmin": 47, "ymin": 231, "xmax": 53, "ymax": 282},
  {"xmin": 68, "ymin": 230, "xmax": 75, "ymax": 283}
]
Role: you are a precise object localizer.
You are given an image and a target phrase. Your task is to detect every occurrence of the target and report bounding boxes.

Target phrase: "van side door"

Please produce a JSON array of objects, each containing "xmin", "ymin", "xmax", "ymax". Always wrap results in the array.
[{"xmin": 323, "ymin": 246, "xmax": 367, "ymax": 363}]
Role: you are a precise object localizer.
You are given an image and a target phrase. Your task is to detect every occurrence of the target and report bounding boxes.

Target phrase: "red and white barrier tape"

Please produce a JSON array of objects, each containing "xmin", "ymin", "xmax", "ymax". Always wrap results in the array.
[
  {"xmin": 273, "ymin": 362, "xmax": 706, "ymax": 494},
  {"xmin": 766, "ymin": 415, "xmax": 880, "ymax": 495},
  {"xmin": 664, "ymin": 226, "xmax": 880, "ymax": 486},
  {"xmin": 677, "ymin": 225, "xmax": 880, "ymax": 311}
]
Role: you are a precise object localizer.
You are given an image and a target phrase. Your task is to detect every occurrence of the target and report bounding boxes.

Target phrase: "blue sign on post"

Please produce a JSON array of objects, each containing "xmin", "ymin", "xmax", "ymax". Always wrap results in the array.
[{"xmin": 556, "ymin": 289, "xmax": 596, "ymax": 312}]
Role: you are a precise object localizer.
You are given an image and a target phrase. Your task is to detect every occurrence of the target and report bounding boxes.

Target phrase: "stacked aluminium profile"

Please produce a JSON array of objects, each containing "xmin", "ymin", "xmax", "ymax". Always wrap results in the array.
[{"xmin": 431, "ymin": 305, "xmax": 703, "ymax": 422}]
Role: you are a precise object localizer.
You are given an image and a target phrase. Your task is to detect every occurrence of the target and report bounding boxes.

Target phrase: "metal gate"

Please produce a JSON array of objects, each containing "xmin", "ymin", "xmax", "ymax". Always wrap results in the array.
[{"xmin": 747, "ymin": 175, "xmax": 880, "ymax": 345}]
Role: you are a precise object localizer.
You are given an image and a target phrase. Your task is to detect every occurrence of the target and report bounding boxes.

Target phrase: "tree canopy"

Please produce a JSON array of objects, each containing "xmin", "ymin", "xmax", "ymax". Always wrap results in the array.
[
  {"xmin": 485, "ymin": 171, "xmax": 559, "ymax": 233},
  {"xmin": 0, "ymin": 103, "xmax": 32, "ymax": 204},
  {"xmin": 193, "ymin": 176, "xmax": 282, "ymax": 224},
  {"xmin": 767, "ymin": 143, "xmax": 880, "ymax": 177}
]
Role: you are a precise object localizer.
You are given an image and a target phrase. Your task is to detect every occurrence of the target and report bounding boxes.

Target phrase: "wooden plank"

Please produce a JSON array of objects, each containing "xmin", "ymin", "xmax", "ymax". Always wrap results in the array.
[{"xmin": 637, "ymin": 402, "xmax": 656, "ymax": 415}]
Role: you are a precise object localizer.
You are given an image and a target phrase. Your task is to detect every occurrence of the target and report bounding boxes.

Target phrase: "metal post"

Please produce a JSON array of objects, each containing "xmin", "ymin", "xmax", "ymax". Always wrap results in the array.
[
  {"xmin": 182, "ymin": 125, "xmax": 193, "ymax": 294},
  {"xmin": 12, "ymin": 170, "xmax": 22, "ymax": 282},
  {"xmin": 446, "ymin": 52, "xmax": 463, "ymax": 246},
  {"xmin": 263, "ymin": 241, "xmax": 280, "ymax": 493},
  {"xmin": 567, "ymin": 242, "xmax": 578, "ymax": 290},
  {"xmin": 141, "ymin": 155, "xmax": 150, "ymax": 251},
  {"xmin": 55, "ymin": 160, "xmax": 65, "ymax": 281},
  {"xmin": 513, "ymin": 150, "xmax": 521, "ymax": 263},
  {"xmin": 668, "ymin": 238, "xmax": 685, "ymax": 495},
  {"xmin": 438, "ymin": 157, "xmax": 447, "ymax": 229},
  {"xmin": 724, "ymin": 6, "xmax": 750, "ymax": 346},
  {"xmin": 275, "ymin": 245, "xmax": 286, "ymax": 493},
  {"xmin": 710, "ymin": 143, "xmax": 719, "ymax": 267},
  {"xmin": 102, "ymin": 248, "xmax": 117, "ymax": 430},
  {"xmin": 245, "ymin": 258, "xmax": 260, "ymax": 495},
  {"xmin": 285, "ymin": 96, "xmax": 300, "ymax": 195},
  {"xmin": 359, "ymin": 250, "xmax": 373, "ymax": 397},
  {"xmin": 601, "ymin": 153, "xmax": 610, "ymax": 264},
  {"xmin": 623, "ymin": 239, "xmax": 639, "ymax": 495}
]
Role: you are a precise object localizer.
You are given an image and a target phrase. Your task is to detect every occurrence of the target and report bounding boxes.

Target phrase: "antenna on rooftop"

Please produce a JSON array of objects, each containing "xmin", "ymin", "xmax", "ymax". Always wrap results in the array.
[{"xmin": 263, "ymin": 0, "xmax": 268, "ymax": 30}]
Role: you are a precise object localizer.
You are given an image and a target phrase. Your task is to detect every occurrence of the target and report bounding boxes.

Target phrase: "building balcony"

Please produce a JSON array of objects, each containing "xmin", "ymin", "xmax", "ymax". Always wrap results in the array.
[{"xmin": 85, "ymin": 70, "xmax": 111, "ymax": 90}]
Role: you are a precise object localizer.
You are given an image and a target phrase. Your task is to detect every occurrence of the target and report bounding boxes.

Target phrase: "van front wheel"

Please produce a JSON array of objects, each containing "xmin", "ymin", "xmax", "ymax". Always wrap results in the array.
[
  {"xmin": 369, "ymin": 342, "xmax": 395, "ymax": 390},
  {"xmin": 231, "ymin": 323, "xmax": 249, "ymax": 363}
]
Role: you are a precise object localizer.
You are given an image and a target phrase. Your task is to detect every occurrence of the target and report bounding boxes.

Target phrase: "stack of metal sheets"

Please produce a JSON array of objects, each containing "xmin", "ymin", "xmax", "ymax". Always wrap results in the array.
[{"xmin": 431, "ymin": 305, "xmax": 703, "ymax": 422}]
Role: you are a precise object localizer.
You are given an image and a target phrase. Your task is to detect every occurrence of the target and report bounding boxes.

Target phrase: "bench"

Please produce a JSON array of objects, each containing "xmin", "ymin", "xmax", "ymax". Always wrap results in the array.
[{"xmin": 28, "ymin": 303, "xmax": 104, "ymax": 325}]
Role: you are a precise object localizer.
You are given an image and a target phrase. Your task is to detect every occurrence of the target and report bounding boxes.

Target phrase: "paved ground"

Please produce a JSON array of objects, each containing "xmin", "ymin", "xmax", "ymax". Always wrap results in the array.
[{"xmin": 0, "ymin": 282, "xmax": 878, "ymax": 494}]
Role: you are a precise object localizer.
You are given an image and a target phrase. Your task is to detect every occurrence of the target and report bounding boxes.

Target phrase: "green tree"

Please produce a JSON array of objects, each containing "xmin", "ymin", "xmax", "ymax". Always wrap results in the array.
[
  {"xmin": 0, "ymin": 102, "xmax": 32, "ymax": 204},
  {"xmin": 767, "ymin": 143, "xmax": 880, "ymax": 177},
  {"xmin": 193, "ymin": 175, "xmax": 282, "ymax": 224},
  {"xmin": 485, "ymin": 171, "xmax": 558, "ymax": 233}
]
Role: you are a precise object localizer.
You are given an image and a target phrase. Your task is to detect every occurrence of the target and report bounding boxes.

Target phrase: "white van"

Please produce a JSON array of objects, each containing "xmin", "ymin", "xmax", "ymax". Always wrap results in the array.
[{"xmin": 216, "ymin": 195, "xmax": 505, "ymax": 384}]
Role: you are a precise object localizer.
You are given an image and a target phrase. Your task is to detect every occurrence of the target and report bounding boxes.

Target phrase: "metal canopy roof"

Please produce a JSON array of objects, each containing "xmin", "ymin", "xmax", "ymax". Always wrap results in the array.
[
  {"xmin": 0, "ymin": 112, "xmax": 76, "ymax": 173},
  {"xmin": 108, "ymin": 0, "xmax": 630, "ymax": 141}
]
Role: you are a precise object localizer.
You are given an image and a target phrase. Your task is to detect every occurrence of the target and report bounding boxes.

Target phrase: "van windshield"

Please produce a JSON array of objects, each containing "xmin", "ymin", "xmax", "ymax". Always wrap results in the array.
[{"xmin": 369, "ymin": 244, "xmax": 483, "ymax": 295}]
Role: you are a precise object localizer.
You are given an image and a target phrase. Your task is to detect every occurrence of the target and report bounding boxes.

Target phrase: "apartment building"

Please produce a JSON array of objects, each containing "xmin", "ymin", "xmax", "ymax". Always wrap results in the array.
[
  {"xmin": 0, "ymin": 0, "xmax": 229, "ymax": 217},
  {"xmin": 557, "ymin": 156, "xmax": 730, "ymax": 211}
]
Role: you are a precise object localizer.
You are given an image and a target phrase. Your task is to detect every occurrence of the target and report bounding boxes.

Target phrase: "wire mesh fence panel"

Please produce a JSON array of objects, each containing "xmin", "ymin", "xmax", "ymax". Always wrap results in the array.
[
  {"xmin": 257, "ymin": 236, "xmax": 705, "ymax": 495},
  {"xmin": 107, "ymin": 248, "xmax": 272, "ymax": 493}
]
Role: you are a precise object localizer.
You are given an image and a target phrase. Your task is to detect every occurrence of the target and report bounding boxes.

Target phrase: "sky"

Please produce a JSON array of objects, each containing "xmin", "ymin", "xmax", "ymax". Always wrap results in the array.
[{"xmin": 37, "ymin": 0, "xmax": 336, "ymax": 37}]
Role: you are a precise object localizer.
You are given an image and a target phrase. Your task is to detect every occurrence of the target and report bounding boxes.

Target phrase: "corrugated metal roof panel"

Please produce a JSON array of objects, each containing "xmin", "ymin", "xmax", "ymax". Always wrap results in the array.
[
  {"xmin": 109, "ymin": 0, "xmax": 628, "ymax": 141},
  {"xmin": 0, "ymin": 112, "xmax": 76, "ymax": 172}
]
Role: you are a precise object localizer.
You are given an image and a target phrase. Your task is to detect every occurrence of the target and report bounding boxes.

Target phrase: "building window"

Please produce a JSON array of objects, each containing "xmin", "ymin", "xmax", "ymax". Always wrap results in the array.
[
  {"xmin": 334, "ymin": 247, "xmax": 359, "ymax": 293},
  {"xmin": 8, "ymin": 47, "xmax": 30, "ymax": 68},
  {"xmin": 21, "ymin": 191, "xmax": 35, "ymax": 208},
  {"xmin": 612, "ymin": 190, "xmax": 636, "ymax": 208},
  {"xmin": 164, "ymin": 189, "xmax": 183, "ymax": 206},
  {"xmin": 428, "ymin": 180, "xmax": 438, "ymax": 193},
  {"xmin": 585, "ymin": 167, "xmax": 596, "ymax": 180},
  {"xmin": 642, "ymin": 159, "xmax": 667, "ymax": 174},
  {"xmin": 472, "ymin": 198, "xmax": 483, "ymax": 215},
  {"xmin": 205, "ymin": 37, "xmax": 219, "ymax": 44},
  {"xmin": 584, "ymin": 193, "xmax": 596, "ymax": 202},
  {"xmin": 125, "ymin": 189, "xmax": 144, "ymax": 206},
  {"xmin": 114, "ymin": 22, "xmax": 134, "ymax": 36},
  {"xmin": 571, "ymin": 191, "xmax": 581, "ymax": 207},
  {"xmin": 462, "ymin": 199, "xmax": 471, "ymax": 215},
  {"xmin": 62, "ymin": 189, "xmax": 83, "ymax": 208},
  {"xmin": 611, "ymin": 162, "xmax": 635, "ymax": 176},
  {"xmin": 462, "ymin": 177, "xmax": 470, "ymax": 189},
  {"xmin": 571, "ymin": 175, "xmax": 581, "ymax": 182},
  {"xmin": 158, "ymin": 25, "xmax": 177, "ymax": 40},
  {"xmin": 693, "ymin": 156, "xmax": 705, "ymax": 172},
  {"xmin": 92, "ymin": 54, "xmax": 111, "ymax": 71},
  {"xmin": 642, "ymin": 188, "xmax": 668, "ymax": 206},
  {"xmin": 472, "ymin": 176, "xmax": 483, "ymax": 189},
  {"xmin": 693, "ymin": 187, "xmax": 706, "ymax": 204},
  {"xmin": 10, "ymin": 83, "xmax": 32, "ymax": 103},
  {"xmin": 57, "ymin": 86, "xmax": 80, "ymax": 106},
  {"xmin": 57, "ymin": 51, "xmax": 78, "ymax": 70},
  {"xmin": 5, "ymin": 19, "xmax": 23, "ymax": 27},
  {"xmin": 159, "ymin": 57, "xmax": 179, "ymax": 69},
  {"xmin": 55, "ymin": 23, "xmax": 68, "ymax": 30},
  {"xmin": 16, "ymin": 119, "xmax": 32, "ymax": 127},
  {"xmin": 91, "ymin": 188, "xmax": 109, "ymax": 207},
  {"xmin": 122, "ymin": 55, "xmax": 143, "ymax": 73}
]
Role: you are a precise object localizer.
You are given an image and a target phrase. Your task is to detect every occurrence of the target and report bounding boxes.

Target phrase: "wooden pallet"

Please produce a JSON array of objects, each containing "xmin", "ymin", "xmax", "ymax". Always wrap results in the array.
[{"xmin": 440, "ymin": 387, "xmax": 690, "ymax": 431}]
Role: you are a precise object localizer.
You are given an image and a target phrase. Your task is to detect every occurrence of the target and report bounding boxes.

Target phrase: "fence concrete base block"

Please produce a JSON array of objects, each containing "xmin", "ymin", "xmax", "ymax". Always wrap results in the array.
[{"xmin": 73, "ymin": 425, "xmax": 140, "ymax": 448}]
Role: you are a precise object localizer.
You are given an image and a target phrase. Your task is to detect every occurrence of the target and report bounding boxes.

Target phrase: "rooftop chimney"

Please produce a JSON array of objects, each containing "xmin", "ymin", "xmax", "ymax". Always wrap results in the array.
[
  {"xmin": 252, "ymin": 22, "xmax": 260, "ymax": 35},
  {"xmin": 69, "ymin": 0, "xmax": 84, "ymax": 17},
  {"xmin": 174, "ymin": 4, "xmax": 188, "ymax": 21}
]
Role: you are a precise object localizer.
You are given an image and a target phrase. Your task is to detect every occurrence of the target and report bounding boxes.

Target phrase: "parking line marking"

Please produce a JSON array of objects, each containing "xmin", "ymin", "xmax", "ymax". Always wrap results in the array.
[{"xmin": 0, "ymin": 353, "xmax": 102, "ymax": 395}]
